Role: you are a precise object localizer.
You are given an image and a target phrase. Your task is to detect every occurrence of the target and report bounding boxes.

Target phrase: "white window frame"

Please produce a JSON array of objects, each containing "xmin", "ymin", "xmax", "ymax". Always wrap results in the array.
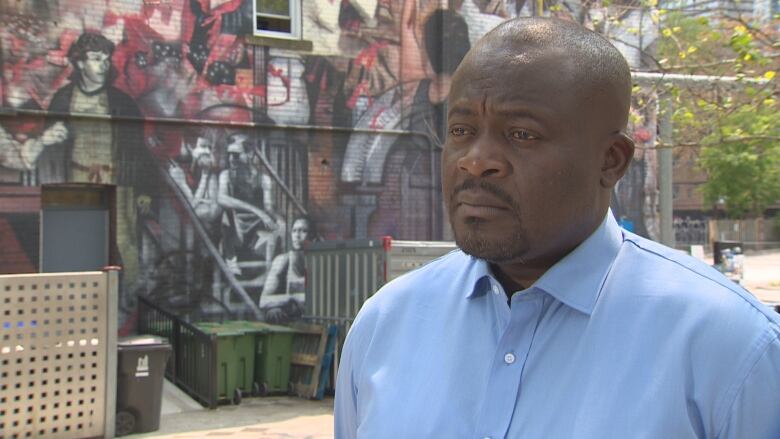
[{"xmin": 253, "ymin": 0, "xmax": 302, "ymax": 40}]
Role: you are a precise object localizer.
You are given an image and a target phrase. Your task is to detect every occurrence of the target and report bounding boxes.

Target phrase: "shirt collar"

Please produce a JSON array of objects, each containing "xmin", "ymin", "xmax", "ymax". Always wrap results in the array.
[
  {"xmin": 466, "ymin": 253, "xmax": 494, "ymax": 300},
  {"xmin": 466, "ymin": 211, "xmax": 624, "ymax": 315}
]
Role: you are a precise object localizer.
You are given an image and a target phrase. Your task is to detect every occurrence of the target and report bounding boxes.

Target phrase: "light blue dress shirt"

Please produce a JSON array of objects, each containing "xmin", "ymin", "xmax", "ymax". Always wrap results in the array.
[{"xmin": 335, "ymin": 212, "xmax": 780, "ymax": 438}]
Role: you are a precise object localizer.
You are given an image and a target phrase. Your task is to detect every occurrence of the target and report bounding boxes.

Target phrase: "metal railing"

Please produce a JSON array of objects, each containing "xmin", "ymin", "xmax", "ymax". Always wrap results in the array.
[{"xmin": 137, "ymin": 296, "xmax": 219, "ymax": 409}]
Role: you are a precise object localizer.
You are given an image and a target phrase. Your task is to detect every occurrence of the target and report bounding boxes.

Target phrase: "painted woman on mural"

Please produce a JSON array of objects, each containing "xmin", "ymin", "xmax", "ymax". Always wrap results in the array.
[
  {"xmin": 260, "ymin": 216, "xmax": 313, "ymax": 323},
  {"xmin": 35, "ymin": 31, "xmax": 157, "ymax": 315}
]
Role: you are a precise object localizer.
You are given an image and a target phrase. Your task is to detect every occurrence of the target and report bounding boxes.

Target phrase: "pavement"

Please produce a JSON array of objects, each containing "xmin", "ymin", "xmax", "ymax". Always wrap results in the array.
[
  {"xmin": 126, "ymin": 384, "xmax": 334, "ymax": 439},
  {"xmin": 740, "ymin": 251, "xmax": 780, "ymax": 305},
  {"xmin": 128, "ymin": 250, "xmax": 779, "ymax": 439}
]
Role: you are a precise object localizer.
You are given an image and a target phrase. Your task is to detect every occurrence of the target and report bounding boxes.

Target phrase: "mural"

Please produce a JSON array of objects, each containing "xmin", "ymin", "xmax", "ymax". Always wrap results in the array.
[{"xmin": 0, "ymin": 0, "xmax": 661, "ymax": 330}]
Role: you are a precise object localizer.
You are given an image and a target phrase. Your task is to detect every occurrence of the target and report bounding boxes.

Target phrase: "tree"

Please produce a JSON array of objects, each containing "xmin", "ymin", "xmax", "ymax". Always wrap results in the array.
[{"xmin": 655, "ymin": 9, "xmax": 780, "ymax": 218}]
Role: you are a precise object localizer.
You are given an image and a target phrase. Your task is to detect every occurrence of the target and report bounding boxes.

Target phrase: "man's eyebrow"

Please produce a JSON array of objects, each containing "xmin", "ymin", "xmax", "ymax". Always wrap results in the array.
[
  {"xmin": 495, "ymin": 108, "xmax": 550, "ymax": 130},
  {"xmin": 448, "ymin": 105, "xmax": 476, "ymax": 119},
  {"xmin": 495, "ymin": 109, "xmax": 541, "ymax": 121}
]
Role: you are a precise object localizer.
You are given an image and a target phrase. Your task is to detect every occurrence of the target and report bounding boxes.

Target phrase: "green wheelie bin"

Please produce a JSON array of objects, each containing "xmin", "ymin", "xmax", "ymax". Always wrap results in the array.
[
  {"xmin": 194, "ymin": 322, "xmax": 255, "ymax": 404},
  {"xmin": 226, "ymin": 321, "xmax": 296, "ymax": 396}
]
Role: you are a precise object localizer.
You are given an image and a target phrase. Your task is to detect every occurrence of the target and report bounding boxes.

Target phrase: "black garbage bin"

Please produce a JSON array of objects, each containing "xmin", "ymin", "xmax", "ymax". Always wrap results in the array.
[
  {"xmin": 713, "ymin": 240, "xmax": 743, "ymax": 266},
  {"xmin": 116, "ymin": 335, "xmax": 172, "ymax": 436}
]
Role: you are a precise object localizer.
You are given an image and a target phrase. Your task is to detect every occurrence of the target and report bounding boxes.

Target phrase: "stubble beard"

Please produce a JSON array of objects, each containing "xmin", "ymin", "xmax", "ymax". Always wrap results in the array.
[
  {"xmin": 447, "ymin": 179, "xmax": 529, "ymax": 263},
  {"xmin": 452, "ymin": 216, "xmax": 529, "ymax": 264}
]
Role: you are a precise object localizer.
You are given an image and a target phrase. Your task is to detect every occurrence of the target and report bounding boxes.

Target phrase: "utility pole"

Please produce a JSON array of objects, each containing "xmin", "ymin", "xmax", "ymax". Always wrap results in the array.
[{"xmin": 630, "ymin": 72, "xmax": 768, "ymax": 248}]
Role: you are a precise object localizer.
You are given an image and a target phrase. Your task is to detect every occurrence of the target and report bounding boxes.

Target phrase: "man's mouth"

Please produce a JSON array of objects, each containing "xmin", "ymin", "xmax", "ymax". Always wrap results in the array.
[
  {"xmin": 454, "ymin": 191, "xmax": 512, "ymax": 219},
  {"xmin": 456, "ymin": 201, "xmax": 509, "ymax": 218}
]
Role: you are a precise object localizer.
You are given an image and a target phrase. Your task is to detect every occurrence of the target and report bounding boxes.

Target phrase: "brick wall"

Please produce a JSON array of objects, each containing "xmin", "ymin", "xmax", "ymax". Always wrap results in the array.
[{"xmin": 0, "ymin": 0, "xmax": 662, "ymax": 326}]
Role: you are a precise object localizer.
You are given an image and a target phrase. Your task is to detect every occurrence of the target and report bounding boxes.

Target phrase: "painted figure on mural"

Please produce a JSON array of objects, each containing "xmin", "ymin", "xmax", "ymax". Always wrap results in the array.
[
  {"xmin": 0, "ymin": 123, "xmax": 67, "ymax": 171},
  {"xmin": 402, "ymin": 0, "xmax": 471, "ymax": 147},
  {"xmin": 34, "ymin": 31, "xmax": 157, "ymax": 316},
  {"xmin": 217, "ymin": 133, "xmax": 279, "ymax": 276},
  {"xmin": 260, "ymin": 216, "xmax": 313, "ymax": 323},
  {"xmin": 169, "ymin": 133, "xmax": 222, "ymax": 226},
  {"xmin": 454, "ymin": 0, "xmax": 510, "ymax": 45},
  {"xmin": 35, "ymin": 32, "xmax": 153, "ymax": 188},
  {"xmin": 0, "ymin": 13, "xmax": 68, "ymax": 173}
]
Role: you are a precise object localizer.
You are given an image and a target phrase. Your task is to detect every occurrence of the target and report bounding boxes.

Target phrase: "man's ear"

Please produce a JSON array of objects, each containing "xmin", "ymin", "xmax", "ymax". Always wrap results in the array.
[
  {"xmin": 600, "ymin": 132, "xmax": 635, "ymax": 188},
  {"xmin": 76, "ymin": 60, "xmax": 84, "ymax": 72}
]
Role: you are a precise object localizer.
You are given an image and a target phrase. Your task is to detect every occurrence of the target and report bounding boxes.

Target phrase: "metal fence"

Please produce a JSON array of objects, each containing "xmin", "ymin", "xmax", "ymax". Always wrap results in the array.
[
  {"xmin": 0, "ymin": 269, "xmax": 119, "ymax": 439},
  {"xmin": 304, "ymin": 238, "xmax": 456, "ymax": 386},
  {"xmin": 709, "ymin": 218, "xmax": 780, "ymax": 251}
]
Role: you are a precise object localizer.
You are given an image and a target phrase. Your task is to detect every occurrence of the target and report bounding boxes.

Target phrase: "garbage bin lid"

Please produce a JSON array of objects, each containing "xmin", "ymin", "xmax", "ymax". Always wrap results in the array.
[
  {"xmin": 118, "ymin": 335, "xmax": 169, "ymax": 347},
  {"xmin": 194, "ymin": 323, "xmax": 246, "ymax": 336},
  {"xmin": 223, "ymin": 320, "xmax": 297, "ymax": 333},
  {"xmin": 258, "ymin": 322, "xmax": 297, "ymax": 333}
]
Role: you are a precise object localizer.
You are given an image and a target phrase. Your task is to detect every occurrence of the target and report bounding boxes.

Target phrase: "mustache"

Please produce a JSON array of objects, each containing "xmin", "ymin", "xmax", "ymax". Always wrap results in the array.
[{"xmin": 451, "ymin": 179, "xmax": 518, "ymax": 210}]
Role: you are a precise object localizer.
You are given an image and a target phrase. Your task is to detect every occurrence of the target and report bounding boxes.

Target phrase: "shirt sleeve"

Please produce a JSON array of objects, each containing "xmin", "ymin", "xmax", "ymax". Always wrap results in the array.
[
  {"xmin": 334, "ymin": 320, "xmax": 362, "ymax": 439},
  {"xmin": 716, "ymin": 333, "xmax": 780, "ymax": 439},
  {"xmin": 334, "ymin": 293, "xmax": 383, "ymax": 439}
]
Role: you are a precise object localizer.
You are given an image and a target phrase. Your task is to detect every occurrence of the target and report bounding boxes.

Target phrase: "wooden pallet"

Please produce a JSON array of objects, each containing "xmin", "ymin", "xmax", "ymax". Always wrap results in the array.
[{"xmin": 289, "ymin": 323, "xmax": 337, "ymax": 399}]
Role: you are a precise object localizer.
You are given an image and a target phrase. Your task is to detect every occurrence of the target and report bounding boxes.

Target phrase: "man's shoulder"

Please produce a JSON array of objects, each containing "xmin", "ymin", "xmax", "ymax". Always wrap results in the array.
[
  {"xmin": 346, "ymin": 249, "xmax": 469, "ymax": 351},
  {"xmin": 360, "ymin": 249, "xmax": 468, "ymax": 312},
  {"xmin": 107, "ymin": 86, "xmax": 142, "ymax": 116},
  {"xmin": 617, "ymin": 232, "xmax": 779, "ymax": 328},
  {"xmin": 49, "ymin": 84, "xmax": 75, "ymax": 110}
]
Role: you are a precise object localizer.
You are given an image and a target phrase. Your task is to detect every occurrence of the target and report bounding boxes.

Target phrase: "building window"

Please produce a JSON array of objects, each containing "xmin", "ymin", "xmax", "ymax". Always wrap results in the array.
[{"xmin": 254, "ymin": 0, "xmax": 301, "ymax": 39}]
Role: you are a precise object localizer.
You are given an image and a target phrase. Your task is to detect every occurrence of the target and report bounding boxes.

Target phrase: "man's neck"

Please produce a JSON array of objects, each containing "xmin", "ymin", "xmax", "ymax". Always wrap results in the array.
[
  {"xmin": 489, "ymin": 210, "xmax": 609, "ymax": 295},
  {"xmin": 490, "ymin": 261, "xmax": 548, "ymax": 294},
  {"xmin": 78, "ymin": 78, "xmax": 106, "ymax": 95}
]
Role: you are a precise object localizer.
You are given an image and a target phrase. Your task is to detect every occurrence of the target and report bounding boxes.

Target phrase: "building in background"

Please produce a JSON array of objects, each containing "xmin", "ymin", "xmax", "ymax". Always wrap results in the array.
[{"xmin": 0, "ymin": 0, "xmax": 696, "ymax": 329}]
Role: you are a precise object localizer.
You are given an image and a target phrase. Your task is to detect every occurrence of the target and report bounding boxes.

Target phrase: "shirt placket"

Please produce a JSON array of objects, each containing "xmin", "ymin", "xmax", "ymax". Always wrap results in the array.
[{"xmin": 475, "ymin": 285, "xmax": 543, "ymax": 439}]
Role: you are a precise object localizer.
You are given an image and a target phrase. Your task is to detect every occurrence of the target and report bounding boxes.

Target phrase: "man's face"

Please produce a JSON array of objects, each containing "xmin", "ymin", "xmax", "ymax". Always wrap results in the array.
[
  {"xmin": 227, "ymin": 139, "xmax": 248, "ymax": 169},
  {"xmin": 77, "ymin": 51, "xmax": 111, "ymax": 86},
  {"xmin": 290, "ymin": 219, "xmax": 310, "ymax": 251},
  {"xmin": 442, "ymin": 48, "xmax": 611, "ymax": 267},
  {"xmin": 193, "ymin": 137, "xmax": 214, "ymax": 168}
]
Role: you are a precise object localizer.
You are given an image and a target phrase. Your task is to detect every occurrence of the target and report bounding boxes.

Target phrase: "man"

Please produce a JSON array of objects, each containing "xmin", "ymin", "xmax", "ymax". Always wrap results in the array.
[
  {"xmin": 217, "ymin": 133, "xmax": 278, "ymax": 276},
  {"xmin": 38, "ymin": 32, "xmax": 151, "ymax": 187},
  {"xmin": 169, "ymin": 134, "xmax": 222, "ymax": 226},
  {"xmin": 260, "ymin": 216, "xmax": 312, "ymax": 323},
  {"xmin": 335, "ymin": 18, "xmax": 780, "ymax": 438}
]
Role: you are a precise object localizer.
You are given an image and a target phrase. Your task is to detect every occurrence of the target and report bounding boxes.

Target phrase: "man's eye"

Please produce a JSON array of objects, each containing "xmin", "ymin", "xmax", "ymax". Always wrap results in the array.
[
  {"xmin": 509, "ymin": 129, "xmax": 537, "ymax": 141},
  {"xmin": 449, "ymin": 127, "xmax": 470, "ymax": 137}
]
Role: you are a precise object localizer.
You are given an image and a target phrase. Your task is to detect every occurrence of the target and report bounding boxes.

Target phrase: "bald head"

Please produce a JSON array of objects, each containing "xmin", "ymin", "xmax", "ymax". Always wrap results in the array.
[
  {"xmin": 443, "ymin": 17, "xmax": 636, "ymax": 274},
  {"xmin": 455, "ymin": 17, "xmax": 633, "ymax": 131}
]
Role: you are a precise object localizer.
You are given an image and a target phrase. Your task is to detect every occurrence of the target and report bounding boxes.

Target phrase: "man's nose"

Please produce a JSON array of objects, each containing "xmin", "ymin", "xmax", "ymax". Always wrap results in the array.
[{"xmin": 456, "ymin": 136, "xmax": 510, "ymax": 178}]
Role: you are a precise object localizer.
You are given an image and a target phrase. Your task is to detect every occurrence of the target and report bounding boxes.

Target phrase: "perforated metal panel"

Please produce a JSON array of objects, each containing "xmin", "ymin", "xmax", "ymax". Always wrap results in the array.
[{"xmin": 0, "ymin": 271, "xmax": 118, "ymax": 439}]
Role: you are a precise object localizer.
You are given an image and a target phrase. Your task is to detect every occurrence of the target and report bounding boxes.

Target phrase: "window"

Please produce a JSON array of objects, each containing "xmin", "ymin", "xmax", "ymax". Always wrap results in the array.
[{"xmin": 254, "ymin": 0, "xmax": 301, "ymax": 39}]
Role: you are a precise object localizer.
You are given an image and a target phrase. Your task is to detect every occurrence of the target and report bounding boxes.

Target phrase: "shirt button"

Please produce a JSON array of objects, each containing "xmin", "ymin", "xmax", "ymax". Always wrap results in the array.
[
  {"xmin": 504, "ymin": 352, "xmax": 516, "ymax": 364},
  {"xmin": 492, "ymin": 285, "xmax": 500, "ymax": 295}
]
